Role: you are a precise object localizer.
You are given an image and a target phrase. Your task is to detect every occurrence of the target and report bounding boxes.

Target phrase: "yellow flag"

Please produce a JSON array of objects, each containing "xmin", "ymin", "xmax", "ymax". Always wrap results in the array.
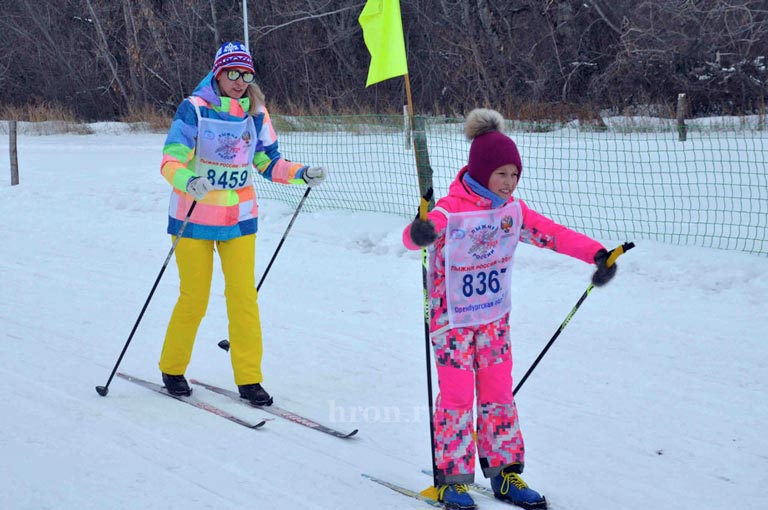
[{"xmin": 358, "ymin": 0, "xmax": 409, "ymax": 87}]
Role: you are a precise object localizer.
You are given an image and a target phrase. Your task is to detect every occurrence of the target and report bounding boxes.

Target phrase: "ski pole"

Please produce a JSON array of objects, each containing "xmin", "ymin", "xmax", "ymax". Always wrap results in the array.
[
  {"xmin": 95, "ymin": 201, "xmax": 198, "ymax": 397},
  {"xmin": 257, "ymin": 186, "xmax": 312, "ymax": 291},
  {"xmin": 217, "ymin": 187, "xmax": 312, "ymax": 352},
  {"xmin": 415, "ymin": 189, "xmax": 439, "ymax": 491},
  {"xmin": 513, "ymin": 242, "xmax": 635, "ymax": 396}
]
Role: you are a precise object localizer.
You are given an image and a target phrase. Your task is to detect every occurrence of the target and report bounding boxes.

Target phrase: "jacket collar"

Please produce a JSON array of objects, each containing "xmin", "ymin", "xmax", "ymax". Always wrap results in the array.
[
  {"xmin": 190, "ymin": 72, "xmax": 250, "ymax": 113},
  {"xmin": 452, "ymin": 167, "xmax": 509, "ymax": 209}
]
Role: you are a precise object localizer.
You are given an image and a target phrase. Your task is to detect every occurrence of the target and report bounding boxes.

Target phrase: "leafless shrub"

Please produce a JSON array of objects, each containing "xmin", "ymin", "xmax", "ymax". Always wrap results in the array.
[{"xmin": 0, "ymin": 1, "xmax": 764, "ymax": 121}]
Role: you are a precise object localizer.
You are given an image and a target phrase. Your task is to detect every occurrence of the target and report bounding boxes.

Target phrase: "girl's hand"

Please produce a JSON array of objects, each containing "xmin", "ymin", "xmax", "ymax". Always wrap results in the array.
[
  {"xmin": 592, "ymin": 248, "xmax": 617, "ymax": 286},
  {"xmin": 409, "ymin": 218, "xmax": 437, "ymax": 247}
]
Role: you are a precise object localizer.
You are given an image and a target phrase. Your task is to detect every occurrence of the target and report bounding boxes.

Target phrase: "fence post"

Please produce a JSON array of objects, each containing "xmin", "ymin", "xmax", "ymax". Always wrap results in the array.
[
  {"xmin": 403, "ymin": 104, "xmax": 411, "ymax": 150},
  {"xmin": 412, "ymin": 114, "xmax": 434, "ymax": 210},
  {"xmin": 677, "ymin": 93, "xmax": 687, "ymax": 142},
  {"xmin": 9, "ymin": 120, "xmax": 19, "ymax": 186}
]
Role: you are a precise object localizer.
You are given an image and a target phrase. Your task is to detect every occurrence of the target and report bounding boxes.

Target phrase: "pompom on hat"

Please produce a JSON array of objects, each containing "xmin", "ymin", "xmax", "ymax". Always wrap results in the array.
[
  {"xmin": 212, "ymin": 41, "xmax": 255, "ymax": 77},
  {"xmin": 465, "ymin": 108, "xmax": 522, "ymax": 188}
]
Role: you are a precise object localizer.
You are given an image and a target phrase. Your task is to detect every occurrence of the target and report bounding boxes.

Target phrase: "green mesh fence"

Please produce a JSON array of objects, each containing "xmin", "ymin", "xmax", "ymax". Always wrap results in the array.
[{"xmin": 256, "ymin": 114, "xmax": 768, "ymax": 256}]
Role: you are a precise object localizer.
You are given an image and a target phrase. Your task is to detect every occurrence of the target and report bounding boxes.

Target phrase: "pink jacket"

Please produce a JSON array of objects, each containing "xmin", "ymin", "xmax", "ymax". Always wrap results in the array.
[{"xmin": 403, "ymin": 167, "xmax": 604, "ymax": 332}]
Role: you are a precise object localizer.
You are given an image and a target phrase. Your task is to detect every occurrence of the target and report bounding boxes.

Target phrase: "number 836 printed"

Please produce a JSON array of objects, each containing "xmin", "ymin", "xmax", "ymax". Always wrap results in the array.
[{"xmin": 461, "ymin": 268, "xmax": 507, "ymax": 297}]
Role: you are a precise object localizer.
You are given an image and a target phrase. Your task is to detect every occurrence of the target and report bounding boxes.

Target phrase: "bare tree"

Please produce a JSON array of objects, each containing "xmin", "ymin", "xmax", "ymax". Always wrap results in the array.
[
  {"xmin": 0, "ymin": 0, "xmax": 765, "ymax": 119},
  {"xmin": 85, "ymin": 0, "xmax": 133, "ymax": 115}
]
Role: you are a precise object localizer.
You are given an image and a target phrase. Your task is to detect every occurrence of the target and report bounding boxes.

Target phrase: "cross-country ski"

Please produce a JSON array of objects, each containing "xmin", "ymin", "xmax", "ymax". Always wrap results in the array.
[
  {"xmin": 117, "ymin": 373, "xmax": 267, "ymax": 429},
  {"xmin": 190, "ymin": 379, "xmax": 358, "ymax": 439}
]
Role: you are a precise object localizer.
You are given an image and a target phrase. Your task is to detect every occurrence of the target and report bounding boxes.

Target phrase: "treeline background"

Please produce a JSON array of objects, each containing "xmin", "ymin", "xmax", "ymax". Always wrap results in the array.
[{"xmin": 1, "ymin": 0, "xmax": 767, "ymax": 121}]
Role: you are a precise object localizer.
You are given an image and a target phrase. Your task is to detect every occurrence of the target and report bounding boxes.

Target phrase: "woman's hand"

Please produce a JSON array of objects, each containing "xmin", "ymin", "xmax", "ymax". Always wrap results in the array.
[
  {"xmin": 187, "ymin": 177, "xmax": 213, "ymax": 200},
  {"xmin": 303, "ymin": 166, "xmax": 327, "ymax": 187}
]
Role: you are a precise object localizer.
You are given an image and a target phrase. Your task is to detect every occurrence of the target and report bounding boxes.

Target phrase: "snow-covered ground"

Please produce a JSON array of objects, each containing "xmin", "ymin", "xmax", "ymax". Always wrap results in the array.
[{"xmin": 1, "ymin": 128, "xmax": 766, "ymax": 510}]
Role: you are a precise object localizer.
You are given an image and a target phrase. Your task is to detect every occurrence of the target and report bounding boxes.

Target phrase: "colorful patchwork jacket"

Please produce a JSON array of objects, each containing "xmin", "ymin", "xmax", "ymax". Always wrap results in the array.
[
  {"xmin": 161, "ymin": 72, "xmax": 307, "ymax": 240},
  {"xmin": 403, "ymin": 166, "xmax": 605, "ymax": 333}
]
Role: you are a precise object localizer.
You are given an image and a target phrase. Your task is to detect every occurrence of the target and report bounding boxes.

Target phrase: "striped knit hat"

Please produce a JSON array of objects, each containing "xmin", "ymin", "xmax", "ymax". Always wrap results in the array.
[{"xmin": 212, "ymin": 42, "xmax": 255, "ymax": 77}]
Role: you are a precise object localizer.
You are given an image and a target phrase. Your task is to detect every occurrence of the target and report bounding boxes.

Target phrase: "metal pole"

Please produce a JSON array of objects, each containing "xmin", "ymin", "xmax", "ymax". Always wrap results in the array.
[
  {"xmin": 95, "ymin": 201, "xmax": 198, "ymax": 396},
  {"xmin": 256, "ymin": 187, "xmax": 312, "ymax": 291},
  {"xmin": 217, "ymin": 187, "xmax": 313, "ymax": 353},
  {"xmin": 403, "ymin": 69, "xmax": 439, "ymax": 490},
  {"xmin": 514, "ymin": 242, "xmax": 635, "ymax": 396},
  {"xmin": 242, "ymin": 0, "xmax": 249, "ymax": 49}
]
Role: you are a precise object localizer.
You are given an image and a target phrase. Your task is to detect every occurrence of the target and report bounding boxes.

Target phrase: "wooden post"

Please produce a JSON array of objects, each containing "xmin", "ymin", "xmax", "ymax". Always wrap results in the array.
[
  {"xmin": 9, "ymin": 120, "xmax": 19, "ymax": 186},
  {"xmin": 404, "ymin": 104, "xmax": 411, "ymax": 150},
  {"xmin": 677, "ymin": 93, "xmax": 687, "ymax": 142},
  {"xmin": 412, "ymin": 115, "xmax": 434, "ymax": 211}
]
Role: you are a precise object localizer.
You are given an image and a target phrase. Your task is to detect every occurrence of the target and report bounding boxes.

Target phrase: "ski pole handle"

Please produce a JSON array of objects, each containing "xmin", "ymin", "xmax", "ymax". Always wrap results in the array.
[
  {"xmin": 418, "ymin": 187, "xmax": 433, "ymax": 221},
  {"xmin": 607, "ymin": 242, "xmax": 635, "ymax": 268}
]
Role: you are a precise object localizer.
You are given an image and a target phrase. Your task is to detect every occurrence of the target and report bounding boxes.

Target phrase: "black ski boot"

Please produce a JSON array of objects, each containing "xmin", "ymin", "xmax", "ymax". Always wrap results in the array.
[
  {"xmin": 238, "ymin": 383, "xmax": 273, "ymax": 406},
  {"xmin": 162, "ymin": 373, "xmax": 192, "ymax": 396}
]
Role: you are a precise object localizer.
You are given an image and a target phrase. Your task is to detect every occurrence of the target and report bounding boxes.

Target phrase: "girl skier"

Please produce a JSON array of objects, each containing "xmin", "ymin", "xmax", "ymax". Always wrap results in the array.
[{"xmin": 403, "ymin": 108, "xmax": 617, "ymax": 509}]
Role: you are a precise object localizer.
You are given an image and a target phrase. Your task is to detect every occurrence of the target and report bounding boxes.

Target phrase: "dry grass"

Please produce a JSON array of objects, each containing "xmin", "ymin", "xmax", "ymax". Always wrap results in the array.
[
  {"xmin": 120, "ymin": 104, "xmax": 172, "ymax": 132},
  {"xmin": 0, "ymin": 102, "xmax": 92, "ymax": 135},
  {"xmin": 0, "ymin": 101, "xmax": 80, "ymax": 123},
  {"xmin": 0, "ymin": 98, "xmax": 760, "ymax": 136}
]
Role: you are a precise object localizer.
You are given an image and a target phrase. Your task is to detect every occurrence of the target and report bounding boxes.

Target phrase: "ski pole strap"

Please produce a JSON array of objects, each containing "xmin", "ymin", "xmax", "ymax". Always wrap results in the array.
[
  {"xmin": 607, "ymin": 241, "xmax": 635, "ymax": 267},
  {"xmin": 418, "ymin": 187, "xmax": 433, "ymax": 221}
]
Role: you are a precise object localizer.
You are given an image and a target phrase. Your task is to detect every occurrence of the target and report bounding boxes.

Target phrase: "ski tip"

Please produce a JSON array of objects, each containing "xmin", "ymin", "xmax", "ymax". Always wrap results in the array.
[
  {"xmin": 345, "ymin": 428, "xmax": 360, "ymax": 438},
  {"xmin": 251, "ymin": 420, "xmax": 268, "ymax": 429}
]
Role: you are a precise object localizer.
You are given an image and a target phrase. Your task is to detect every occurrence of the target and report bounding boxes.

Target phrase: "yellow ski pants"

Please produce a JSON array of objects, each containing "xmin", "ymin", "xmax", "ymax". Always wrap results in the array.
[{"xmin": 159, "ymin": 234, "xmax": 263, "ymax": 385}]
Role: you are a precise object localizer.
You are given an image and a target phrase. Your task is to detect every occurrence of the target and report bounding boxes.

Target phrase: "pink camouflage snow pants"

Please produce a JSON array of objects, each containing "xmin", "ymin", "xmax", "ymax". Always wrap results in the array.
[{"xmin": 431, "ymin": 313, "xmax": 524, "ymax": 484}]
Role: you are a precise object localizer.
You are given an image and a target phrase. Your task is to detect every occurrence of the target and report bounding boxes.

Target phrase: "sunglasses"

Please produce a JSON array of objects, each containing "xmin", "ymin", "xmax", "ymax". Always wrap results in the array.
[{"xmin": 225, "ymin": 69, "xmax": 255, "ymax": 83}]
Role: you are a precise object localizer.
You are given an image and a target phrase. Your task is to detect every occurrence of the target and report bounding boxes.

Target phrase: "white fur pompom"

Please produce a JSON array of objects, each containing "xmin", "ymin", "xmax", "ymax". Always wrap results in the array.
[{"xmin": 464, "ymin": 108, "xmax": 504, "ymax": 140}]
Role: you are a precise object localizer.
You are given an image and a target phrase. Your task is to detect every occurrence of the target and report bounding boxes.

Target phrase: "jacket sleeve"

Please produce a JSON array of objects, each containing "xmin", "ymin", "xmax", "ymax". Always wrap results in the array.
[
  {"xmin": 160, "ymin": 99, "xmax": 200, "ymax": 192},
  {"xmin": 519, "ymin": 199, "xmax": 604, "ymax": 264},
  {"xmin": 252, "ymin": 105, "xmax": 307, "ymax": 185}
]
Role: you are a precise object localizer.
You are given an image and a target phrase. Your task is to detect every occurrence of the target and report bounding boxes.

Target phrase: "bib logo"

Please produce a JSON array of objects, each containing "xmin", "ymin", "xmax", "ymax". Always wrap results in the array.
[
  {"xmin": 468, "ymin": 224, "xmax": 499, "ymax": 260},
  {"xmin": 500, "ymin": 215, "xmax": 514, "ymax": 233},
  {"xmin": 241, "ymin": 131, "xmax": 252, "ymax": 146},
  {"xmin": 216, "ymin": 132, "xmax": 241, "ymax": 160},
  {"xmin": 450, "ymin": 228, "xmax": 467, "ymax": 240}
]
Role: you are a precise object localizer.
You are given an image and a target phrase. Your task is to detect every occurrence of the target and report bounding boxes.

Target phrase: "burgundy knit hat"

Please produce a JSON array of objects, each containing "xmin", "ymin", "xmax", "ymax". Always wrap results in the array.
[
  {"xmin": 212, "ymin": 41, "xmax": 255, "ymax": 77},
  {"xmin": 466, "ymin": 109, "xmax": 522, "ymax": 188}
]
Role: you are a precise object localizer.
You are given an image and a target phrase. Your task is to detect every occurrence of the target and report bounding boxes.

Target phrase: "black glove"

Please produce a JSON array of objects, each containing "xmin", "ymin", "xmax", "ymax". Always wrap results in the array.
[
  {"xmin": 409, "ymin": 218, "xmax": 437, "ymax": 246},
  {"xmin": 592, "ymin": 248, "xmax": 617, "ymax": 286}
]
